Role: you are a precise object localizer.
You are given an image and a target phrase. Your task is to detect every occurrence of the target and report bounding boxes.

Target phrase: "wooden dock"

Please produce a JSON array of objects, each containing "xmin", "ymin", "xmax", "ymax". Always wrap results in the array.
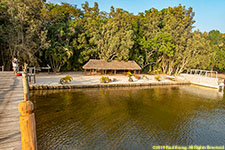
[{"xmin": 0, "ymin": 72, "xmax": 23, "ymax": 150}]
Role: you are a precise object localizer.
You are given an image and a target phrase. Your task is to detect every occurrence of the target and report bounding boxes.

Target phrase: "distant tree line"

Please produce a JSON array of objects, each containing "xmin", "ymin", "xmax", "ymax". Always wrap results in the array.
[{"xmin": 0, "ymin": 0, "xmax": 225, "ymax": 74}]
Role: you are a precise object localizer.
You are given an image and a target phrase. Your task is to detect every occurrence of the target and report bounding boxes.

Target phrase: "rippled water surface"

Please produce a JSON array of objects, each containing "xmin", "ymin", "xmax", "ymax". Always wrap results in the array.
[{"xmin": 31, "ymin": 86, "xmax": 225, "ymax": 150}]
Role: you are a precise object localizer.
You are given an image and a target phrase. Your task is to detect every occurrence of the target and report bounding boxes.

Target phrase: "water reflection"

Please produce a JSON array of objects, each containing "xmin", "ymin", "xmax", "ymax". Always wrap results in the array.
[
  {"xmin": 179, "ymin": 85, "xmax": 224, "ymax": 100},
  {"xmin": 31, "ymin": 86, "xmax": 225, "ymax": 150}
]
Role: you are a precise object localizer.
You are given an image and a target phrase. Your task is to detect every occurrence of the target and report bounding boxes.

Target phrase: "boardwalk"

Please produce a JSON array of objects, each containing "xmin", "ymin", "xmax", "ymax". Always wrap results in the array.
[{"xmin": 0, "ymin": 72, "xmax": 23, "ymax": 150}]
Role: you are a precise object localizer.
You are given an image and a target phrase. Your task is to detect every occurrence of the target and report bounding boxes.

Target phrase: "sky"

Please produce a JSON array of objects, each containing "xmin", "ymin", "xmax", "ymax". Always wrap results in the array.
[{"xmin": 46, "ymin": 0, "xmax": 225, "ymax": 33}]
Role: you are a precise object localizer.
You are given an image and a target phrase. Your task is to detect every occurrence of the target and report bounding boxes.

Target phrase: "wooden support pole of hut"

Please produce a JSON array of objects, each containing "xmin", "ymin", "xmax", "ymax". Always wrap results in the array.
[
  {"xmin": 138, "ymin": 70, "xmax": 141, "ymax": 74},
  {"xmin": 134, "ymin": 70, "xmax": 136, "ymax": 75},
  {"xmin": 19, "ymin": 64, "xmax": 37, "ymax": 150},
  {"xmin": 84, "ymin": 69, "xmax": 86, "ymax": 76},
  {"xmin": 114, "ymin": 70, "xmax": 116, "ymax": 75}
]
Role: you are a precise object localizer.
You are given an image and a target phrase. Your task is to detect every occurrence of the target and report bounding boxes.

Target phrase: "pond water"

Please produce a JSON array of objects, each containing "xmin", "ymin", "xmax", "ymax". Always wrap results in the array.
[{"xmin": 31, "ymin": 85, "xmax": 225, "ymax": 150}]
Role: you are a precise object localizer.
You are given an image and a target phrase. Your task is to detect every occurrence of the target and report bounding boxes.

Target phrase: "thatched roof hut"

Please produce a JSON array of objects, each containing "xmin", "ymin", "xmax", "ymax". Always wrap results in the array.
[{"xmin": 83, "ymin": 59, "xmax": 141, "ymax": 75}]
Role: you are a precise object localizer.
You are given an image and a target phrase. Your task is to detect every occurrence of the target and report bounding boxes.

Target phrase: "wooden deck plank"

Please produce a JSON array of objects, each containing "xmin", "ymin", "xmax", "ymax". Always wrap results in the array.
[{"xmin": 0, "ymin": 72, "xmax": 23, "ymax": 150}]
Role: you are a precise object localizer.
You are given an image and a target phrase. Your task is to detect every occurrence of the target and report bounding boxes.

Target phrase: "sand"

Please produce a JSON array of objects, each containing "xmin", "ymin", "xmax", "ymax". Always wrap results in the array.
[{"xmin": 31, "ymin": 72, "xmax": 174, "ymax": 86}]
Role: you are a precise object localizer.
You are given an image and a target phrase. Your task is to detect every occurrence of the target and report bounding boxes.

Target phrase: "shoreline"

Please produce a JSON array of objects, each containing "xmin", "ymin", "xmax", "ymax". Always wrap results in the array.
[
  {"xmin": 28, "ymin": 72, "xmax": 190, "ymax": 90},
  {"xmin": 29, "ymin": 81, "xmax": 190, "ymax": 90}
]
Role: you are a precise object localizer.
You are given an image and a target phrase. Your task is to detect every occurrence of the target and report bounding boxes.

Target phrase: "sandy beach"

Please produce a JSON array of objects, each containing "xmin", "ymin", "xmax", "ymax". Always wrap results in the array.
[
  {"xmin": 28, "ymin": 72, "xmax": 189, "ymax": 90},
  {"xmin": 32, "ymin": 72, "xmax": 175, "ymax": 85}
]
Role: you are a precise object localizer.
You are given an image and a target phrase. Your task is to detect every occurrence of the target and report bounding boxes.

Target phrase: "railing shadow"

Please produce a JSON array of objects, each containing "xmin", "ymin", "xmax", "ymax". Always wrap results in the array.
[
  {"xmin": 0, "ymin": 75, "xmax": 19, "ymax": 117},
  {"xmin": 0, "ymin": 131, "xmax": 20, "ymax": 143}
]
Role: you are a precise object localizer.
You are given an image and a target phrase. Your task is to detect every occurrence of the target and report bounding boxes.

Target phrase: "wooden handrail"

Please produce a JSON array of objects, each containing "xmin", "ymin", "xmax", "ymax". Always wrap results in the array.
[{"xmin": 19, "ymin": 63, "xmax": 37, "ymax": 150}]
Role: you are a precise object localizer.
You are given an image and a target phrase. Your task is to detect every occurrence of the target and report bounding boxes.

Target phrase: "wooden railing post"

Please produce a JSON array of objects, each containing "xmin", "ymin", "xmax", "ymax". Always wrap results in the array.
[
  {"xmin": 22, "ymin": 71, "xmax": 30, "ymax": 101},
  {"xmin": 19, "ymin": 64, "xmax": 37, "ymax": 150}
]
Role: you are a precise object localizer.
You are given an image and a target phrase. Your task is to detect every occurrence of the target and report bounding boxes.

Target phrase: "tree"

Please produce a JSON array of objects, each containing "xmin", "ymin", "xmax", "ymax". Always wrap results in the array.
[
  {"xmin": 91, "ymin": 7, "xmax": 135, "ymax": 61},
  {"xmin": 0, "ymin": 0, "xmax": 10, "ymax": 68},
  {"xmin": 42, "ymin": 3, "xmax": 81, "ymax": 71},
  {"xmin": 0, "ymin": 1, "xmax": 223, "ymax": 73},
  {"xmin": 207, "ymin": 30, "xmax": 225, "ymax": 72},
  {"xmin": 75, "ymin": 2, "xmax": 104, "ymax": 66},
  {"xmin": 160, "ymin": 5, "xmax": 195, "ymax": 74},
  {"xmin": 138, "ymin": 8, "xmax": 161, "ymax": 71},
  {"xmin": 180, "ymin": 30, "xmax": 211, "ymax": 74},
  {"xmin": 5, "ymin": 0, "xmax": 48, "ymax": 66}
]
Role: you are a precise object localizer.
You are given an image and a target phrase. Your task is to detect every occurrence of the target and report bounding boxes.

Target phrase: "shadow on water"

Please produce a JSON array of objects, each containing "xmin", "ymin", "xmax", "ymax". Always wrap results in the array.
[{"xmin": 30, "ymin": 86, "xmax": 225, "ymax": 150}]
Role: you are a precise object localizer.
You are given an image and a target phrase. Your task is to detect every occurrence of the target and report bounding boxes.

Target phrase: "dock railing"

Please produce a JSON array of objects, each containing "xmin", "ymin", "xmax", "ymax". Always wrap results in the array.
[
  {"xmin": 181, "ymin": 69, "xmax": 219, "ymax": 88},
  {"xmin": 186, "ymin": 69, "xmax": 218, "ymax": 78},
  {"xmin": 18, "ymin": 64, "xmax": 37, "ymax": 150}
]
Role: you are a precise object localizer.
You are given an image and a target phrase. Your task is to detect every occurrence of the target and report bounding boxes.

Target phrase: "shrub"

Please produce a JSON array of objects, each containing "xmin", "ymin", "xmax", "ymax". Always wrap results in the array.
[
  {"xmin": 127, "ymin": 72, "xmax": 133, "ymax": 82},
  {"xmin": 134, "ymin": 74, "xmax": 141, "ymax": 80},
  {"xmin": 100, "ymin": 75, "xmax": 106, "ymax": 83},
  {"xmin": 127, "ymin": 72, "xmax": 133, "ymax": 77},
  {"xmin": 60, "ymin": 75, "xmax": 73, "ymax": 84},
  {"xmin": 142, "ymin": 74, "xmax": 149, "ymax": 80},
  {"xmin": 155, "ymin": 75, "xmax": 161, "ymax": 81},
  {"xmin": 106, "ymin": 77, "xmax": 112, "ymax": 82},
  {"xmin": 128, "ymin": 78, "xmax": 134, "ymax": 82},
  {"xmin": 100, "ymin": 75, "xmax": 112, "ymax": 83}
]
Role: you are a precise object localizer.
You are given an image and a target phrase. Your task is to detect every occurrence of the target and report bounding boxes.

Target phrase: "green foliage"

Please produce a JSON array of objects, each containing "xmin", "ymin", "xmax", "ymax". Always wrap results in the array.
[
  {"xmin": 0, "ymin": 1, "xmax": 224, "ymax": 73},
  {"xmin": 150, "ymin": 68, "xmax": 162, "ymax": 75},
  {"xmin": 42, "ymin": 3, "xmax": 81, "ymax": 72},
  {"xmin": 127, "ymin": 72, "xmax": 134, "ymax": 82},
  {"xmin": 91, "ymin": 8, "xmax": 135, "ymax": 61},
  {"xmin": 155, "ymin": 75, "xmax": 161, "ymax": 81},
  {"xmin": 142, "ymin": 75, "xmax": 149, "ymax": 80},
  {"xmin": 106, "ymin": 77, "xmax": 112, "ymax": 83},
  {"xmin": 127, "ymin": 72, "xmax": 133, "ymax": 77},
  {"xmin": 0, "ymin": 0, "xmax": 48, "ymax": 68},
  {"xmin": 100, "ymin": 75, "xmax": 111, "ymax": 83},
  {"xmin": 59, "ymin": 75, "xmax": 73, "ymax": 84},
  {"xmin": 207, "ymin": 30, "xmax": 225, "ymax": 71}
]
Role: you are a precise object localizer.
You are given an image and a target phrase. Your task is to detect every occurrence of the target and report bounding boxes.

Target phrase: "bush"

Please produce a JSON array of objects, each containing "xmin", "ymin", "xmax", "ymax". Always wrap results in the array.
[
  {"xmin": 100, "ymin": 75, "xmax": 106, "ymax": 83},
  {"xmin": 127, "ymin": 72, "xmax": 133, "ymax": 77},
  {"xmin": 142, "ymin": 74, "xmax": 149, "ymax": 80},
  {"xmin": 100, "ymin": 75, "xmax": 112, "ymax": 83},
  {"xmin": 106, "ymin": 77, "xmax": 112, "ymax": 82},
  {"xmin": 134, "ymin": 74, "xmax": 141, "ymax": 79},
  {"xmin": 127, "ymin": 72, "xmax": 134, "ymax": 82},
  {"xmin": 128, "ymin": 78, "xmax": 134, "ymax": 82},
  {"xmin": 150, "ymin": 68, "xmax": 162, "ymax": 75},
  {"xmin": 59, "ymin": 75, "xmax": 73, "ymax": 84},
  {"xmin": 155, "ymin": 75, "xmax": 161, "ymax": 81}
]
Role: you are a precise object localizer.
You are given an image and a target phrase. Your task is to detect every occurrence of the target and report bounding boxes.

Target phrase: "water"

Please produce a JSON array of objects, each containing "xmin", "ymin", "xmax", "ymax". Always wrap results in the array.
[{"xmin": 31, "ymin": 85, "xmax": 225, "ymax": 150}]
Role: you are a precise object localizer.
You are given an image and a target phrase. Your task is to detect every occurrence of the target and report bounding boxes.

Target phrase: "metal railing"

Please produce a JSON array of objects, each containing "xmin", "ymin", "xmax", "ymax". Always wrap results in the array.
[{"xmin": 185, "ymin": 69, "xmax": 218, "ymax": 79}]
